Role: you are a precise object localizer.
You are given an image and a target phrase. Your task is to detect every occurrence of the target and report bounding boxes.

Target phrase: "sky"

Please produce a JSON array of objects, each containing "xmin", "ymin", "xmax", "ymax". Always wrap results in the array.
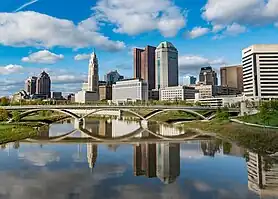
[{"xmin": 0, "ymin": 0, "xmax": 278, "ymax": 96}]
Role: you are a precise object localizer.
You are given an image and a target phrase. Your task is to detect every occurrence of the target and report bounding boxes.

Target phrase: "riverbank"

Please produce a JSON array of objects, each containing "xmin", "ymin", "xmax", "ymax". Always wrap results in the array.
[
  {"xmin": 181, "ymin": 120, "xmax": 278, "ymax": 155},
  {"xmin": 237, "ymin": 113, "xmax": 278, "ymax": 127},
  {"xmin": 0, "ymin": 124, "xmax": 37, "ymax": 144}
]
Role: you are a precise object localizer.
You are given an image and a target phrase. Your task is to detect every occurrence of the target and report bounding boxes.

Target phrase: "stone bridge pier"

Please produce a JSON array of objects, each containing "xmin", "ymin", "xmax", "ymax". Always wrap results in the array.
[{"xmin": 141, "ymin": 120, "xmax": 148, "ymax": 129}]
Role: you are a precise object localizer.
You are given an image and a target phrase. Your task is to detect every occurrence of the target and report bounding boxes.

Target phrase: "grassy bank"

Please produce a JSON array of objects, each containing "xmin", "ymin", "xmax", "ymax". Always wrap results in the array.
[
  {"xmin": 182, "ymin": 120, "xmax": 278, "ymax": 155},
  {"xmin": 22, "ymin": 114, "xmax": 69, "ymax": 124},
  {"xmin": 238, "ymin": 113, "xmax": 278, "ymax": 127},
  {"xmin": 0, "ymin": 124, "xmax": 37, "ymax": 144}
]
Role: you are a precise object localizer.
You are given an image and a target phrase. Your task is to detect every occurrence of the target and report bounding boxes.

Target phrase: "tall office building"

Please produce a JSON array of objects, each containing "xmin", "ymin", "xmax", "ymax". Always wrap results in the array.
[
  {"xmin": 199, "ymin": 66, "xmax": 218, "ymax": 85},
  {"xmin": 220, "ymin": 65, "xmax": 243, "ymax": 92},
  {"xmin": 183, "ymin": 76, "xmax": 197, "ymax": 85},
  {"xmin": 155, "ymin": 42, "xmax": 178, "ymax": 89},
  {"xmin": 88, "ymin": 52, "xmax": 99, "ymax": 92},
  {"xmin": 36, "ymin": 71, "xmax": 51, "ymax": 97},
  {"xmin": 25, "ymin": 76, "xmax": 37, "ymax": 95},
  {"xmin": 75, "ymin": 51, "xmax": 99, "ymax": 103},
  {"xmin": 133, "ymin": 45, "xmax": 156, "ymax": 90},
  {"xmin": 104, "ymin": 70, "xmax": 124, "ymax": 85},
  {"xmin": 242, "ymin": 44, "xmax": 278, "ymax": 99}
]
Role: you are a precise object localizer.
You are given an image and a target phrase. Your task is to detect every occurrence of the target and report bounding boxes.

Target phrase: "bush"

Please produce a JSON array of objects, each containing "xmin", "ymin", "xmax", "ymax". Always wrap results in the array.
[
  {"xmin": 0, "ymin": 109, "xmax": 9, "ymax": 121},
  {"xmin": 12, "ymin": 111, "xmax": 21, "ymax": 122},
  {"xmin": 0, "ymin": 97, "xmax": 9, "ymax": 106},
  {"xmin": 215, "ymin": 107, "xmax": 229, "ymax": 121}
]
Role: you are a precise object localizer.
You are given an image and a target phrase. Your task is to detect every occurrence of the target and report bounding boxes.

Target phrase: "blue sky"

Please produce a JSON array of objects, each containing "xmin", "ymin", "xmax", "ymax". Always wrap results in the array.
[{"xmin": 0, "ymin": 0, "xmax": 278, "ymax": 96}]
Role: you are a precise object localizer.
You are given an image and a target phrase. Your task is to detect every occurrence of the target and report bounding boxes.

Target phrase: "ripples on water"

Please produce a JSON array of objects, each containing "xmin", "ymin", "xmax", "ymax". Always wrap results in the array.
[{"xmin": 0, "ymin": 118, "xmax": 277, "ymax": 199}]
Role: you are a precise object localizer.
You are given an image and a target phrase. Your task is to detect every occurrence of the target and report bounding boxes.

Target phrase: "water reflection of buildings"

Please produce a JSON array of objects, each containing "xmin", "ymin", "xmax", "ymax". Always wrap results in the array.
[
  {"xmin": 247, "ymin": 151, "xmax": 278, "ymax": 198},
  {"xmin": 133, "ymin": 140, "xmax": 180, "ymax": 184},
  {"xmin": 201, "ymin": 141, "xmax": 221, "ymax": 157},
  {"xmin": 87, "ymin": 143, "xmax": 98, "ymax": 169},
  {"xmin": 156, "ymin": 143, "xmax": 180, "ymax": 184}
]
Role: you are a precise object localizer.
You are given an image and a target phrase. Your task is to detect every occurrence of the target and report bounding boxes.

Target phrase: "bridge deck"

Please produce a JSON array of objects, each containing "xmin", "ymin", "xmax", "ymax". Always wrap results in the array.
[{"xmin": 1, "ymin": 105, "xmax": 240, "ymax": 112}]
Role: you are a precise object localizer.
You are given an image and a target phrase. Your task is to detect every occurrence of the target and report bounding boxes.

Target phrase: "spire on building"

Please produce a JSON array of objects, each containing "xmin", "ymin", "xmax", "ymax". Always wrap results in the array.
[{"xmin": 87, "ymin": 50, "xmax": 99, "ymax": 92}]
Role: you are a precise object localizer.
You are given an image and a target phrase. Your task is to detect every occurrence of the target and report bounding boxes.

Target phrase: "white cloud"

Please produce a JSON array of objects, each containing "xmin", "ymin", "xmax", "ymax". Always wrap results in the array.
[
  {"xmin": 14, "ymin": 0, "xmax": 39, "ymax": 12},
  {"xmin": 0, "ymin": 11, "xmax": 125, "ymax": 51},
  {"xmin": 18, "ymin": 151, "xmax": 60, "ymax": 166},
  {"xmin": 212, "ymin": 34, "xmax": 225, "ymax": 40},
  {"xmin": 212, "ymin": 24, "xmax": 224, "ymax": 33},
  {"xmin": 0, "ymin": 65, "xmax": 23, "ymax": 75},
  {"xmin": 22, "ymin": 50, "xmax": 64, "ymax": 64},
  {"xmin": 224, "ymin": 23, "xmax": 247, "ymax": 35},
  {"xmin": 202, "ymin": 0, "xmax": 278, "ymax": 26},
  {"xmin": 187, "ymin": 27, "xmax": 210, "ymax": 39},
  {"xmin": 92, "ymin": 0, "xmax": 187, "ymax": 37},
  {"xmin": 74, "ymin": 53, "xmax": 91, "ymax": 61},
  {"xmin": 179, "ymin": 55, "xmax": 226, "ymax": 75},
  {"xmin": 51, "ymin": 74, "xmax": 86, "ymax": 84}
]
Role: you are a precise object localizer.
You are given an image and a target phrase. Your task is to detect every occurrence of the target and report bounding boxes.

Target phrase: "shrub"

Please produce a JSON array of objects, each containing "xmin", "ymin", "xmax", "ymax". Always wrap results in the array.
[{"xmin": 0, "ymin": 109, "xmax": 8, "ymax": 121}]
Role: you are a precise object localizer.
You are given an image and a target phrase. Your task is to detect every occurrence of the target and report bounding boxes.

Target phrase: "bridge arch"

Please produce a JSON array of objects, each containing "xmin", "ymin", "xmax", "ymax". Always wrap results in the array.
[
  {"xmin": 145, "ymin": 109, "xmax": 207, "ymax": 120},
  {"xmin": 8, "ymin": 109, "xmax": 81, "ymax": 123},
  {"xmin": 81, "ymin": 109, "xmax": 145, "ymax": 121}
]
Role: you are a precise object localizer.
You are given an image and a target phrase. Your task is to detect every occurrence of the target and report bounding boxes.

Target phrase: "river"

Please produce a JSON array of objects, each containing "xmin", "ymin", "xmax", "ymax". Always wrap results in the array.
[{"xmin": 0, "ymin": 118, "xmax": 277, "ymax": 199}]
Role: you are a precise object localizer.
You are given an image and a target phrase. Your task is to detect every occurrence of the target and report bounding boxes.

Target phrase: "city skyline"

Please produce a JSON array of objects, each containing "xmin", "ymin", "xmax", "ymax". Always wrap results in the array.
[{"xmin": 1, "ymin": 0, "xmax": 278, "ymax": 96}]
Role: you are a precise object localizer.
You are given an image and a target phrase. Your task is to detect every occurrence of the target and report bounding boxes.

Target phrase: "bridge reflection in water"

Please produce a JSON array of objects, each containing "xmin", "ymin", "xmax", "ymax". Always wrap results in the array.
[
  {"xmin": 2, "ymin": 125, "xmax": 278, "ymax": 197},
  {"xmin": 29, "ymin": 118, "xmax": 216, "ymax": 143}
]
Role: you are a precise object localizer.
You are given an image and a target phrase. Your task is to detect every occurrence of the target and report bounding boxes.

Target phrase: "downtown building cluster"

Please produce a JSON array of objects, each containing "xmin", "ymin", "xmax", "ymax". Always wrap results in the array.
[
  {"xmin": 13, "ymin": 71, "xmax": 64, "ymax": 102},
  {"xmin": 13, "ymin": 43, "xmax": 278, "ymax": 106},
  {"xmin": 112, "ymin": 41, "xmax": 243, "ymax": 106},
  {"xmin": 74, "ymin": 42, "xmax": 278, "ymax": 106},
  {"xmin": 112, "ymin": 43, "xmax": 278, "ymax": 106}
]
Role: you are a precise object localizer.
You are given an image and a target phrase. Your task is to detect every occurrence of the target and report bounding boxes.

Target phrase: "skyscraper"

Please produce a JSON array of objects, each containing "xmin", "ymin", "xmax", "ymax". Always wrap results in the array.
[
  {"xmin": 36, "ymin": 71, "xmax": 51, "ymax": 97},
  {"xmin": 220, "ymin": 65, "xmax": 243, "ymax": 92},
  {"xmin": 25, "ymin": 76, "xmax": 37, "ymax": 95},
  {"xmin": 183, "ymin": 76, "xmax": 197, "ymax": 86},
  {"xmin": 104, "ymin": 70, "xmax": 124, "ymax": 85},
  {"xmin": 88, "ymin": 52, "xmax": 99, "ymax": 92},
  {"xmin": 199, "ymin": 66, "xmax": 218, "ymax": 85},
  {"xmin": 242, "ymin": 44, "xmax": 278, "ymax": 99},
  {"xmin": 133, "ymin": 45, "xmax": 156, "ymax": 90},
  {"xmin": 155, "ymin": 42, "xmax": 178, "ymax": 89}
]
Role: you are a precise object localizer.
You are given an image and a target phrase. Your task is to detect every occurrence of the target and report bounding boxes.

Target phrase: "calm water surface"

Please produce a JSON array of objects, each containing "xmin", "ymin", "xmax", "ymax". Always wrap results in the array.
[{"xmin": 0, "ymin": 118, "xmax": 277, "ymax": 199}]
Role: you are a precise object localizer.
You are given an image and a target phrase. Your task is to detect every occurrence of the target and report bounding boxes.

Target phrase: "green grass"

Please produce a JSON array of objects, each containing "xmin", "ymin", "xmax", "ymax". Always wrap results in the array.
[
  {"xmin": 0, "ymin": 124, "xmax": 37, "ymax": 144},
  {"xmin": 182, "ymin": 120, "xmax": 278, "ymax": 155},
  {"xmin": 238, "ymin": 113, "xmax": 278, "ymax": 127}
]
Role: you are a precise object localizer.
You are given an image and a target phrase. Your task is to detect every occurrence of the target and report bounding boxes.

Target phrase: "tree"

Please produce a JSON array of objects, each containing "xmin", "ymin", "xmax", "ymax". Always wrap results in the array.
[
  {"xmin": 0, "ymin": 108, "xmax": 9, "ymax": 121},
  {"xmin": 0, "ymin": 97, "xmax": 9, "ymax": 106},
  {"xmin": 216, "ymin": 107, "xmax": 229, "ymax": 121},
  {"xmin": 12, "ymin": 111, "xmax": 21, "ymax": 122}
]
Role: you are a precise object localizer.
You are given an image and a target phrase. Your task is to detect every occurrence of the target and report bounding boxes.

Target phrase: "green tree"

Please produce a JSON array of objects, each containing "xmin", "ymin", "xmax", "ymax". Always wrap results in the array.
[
  {"xmin": 12, "ymin": 111, "xmax": 21, "ymax": 122},
  {"xmin": 216, "ymin": 107, "xmax": 229, "ymax": 121},
  {"xmin": 0, "ymin": 108, "xmax": 9, "ymax": 121},
  {"xmin": 0, "ymin": 97, "xmax": 9, "ymax": 106}
]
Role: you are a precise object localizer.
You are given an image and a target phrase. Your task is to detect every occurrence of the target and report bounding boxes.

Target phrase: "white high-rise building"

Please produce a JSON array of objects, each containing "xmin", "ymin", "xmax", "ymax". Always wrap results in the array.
[
  {"xmin": 155, "ymin": 41, "xmax": 178, "ymax": 89},
  {"xmin": 242, "ymin": 44, "xmax": 278, "ymax": 100},
  {"xmin": 75, "ymin": 51, "xmax": 99, "ymax": 103},
  {"xmin": 88, "ymin": 52, "xmax": 99, "ymax": 92}
]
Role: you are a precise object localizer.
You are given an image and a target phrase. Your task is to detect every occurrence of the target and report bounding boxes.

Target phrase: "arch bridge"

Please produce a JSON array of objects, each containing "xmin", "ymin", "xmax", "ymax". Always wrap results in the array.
[{"xmin": 5, "ymin": 105, "xmax": 239, "ymax": 123}]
